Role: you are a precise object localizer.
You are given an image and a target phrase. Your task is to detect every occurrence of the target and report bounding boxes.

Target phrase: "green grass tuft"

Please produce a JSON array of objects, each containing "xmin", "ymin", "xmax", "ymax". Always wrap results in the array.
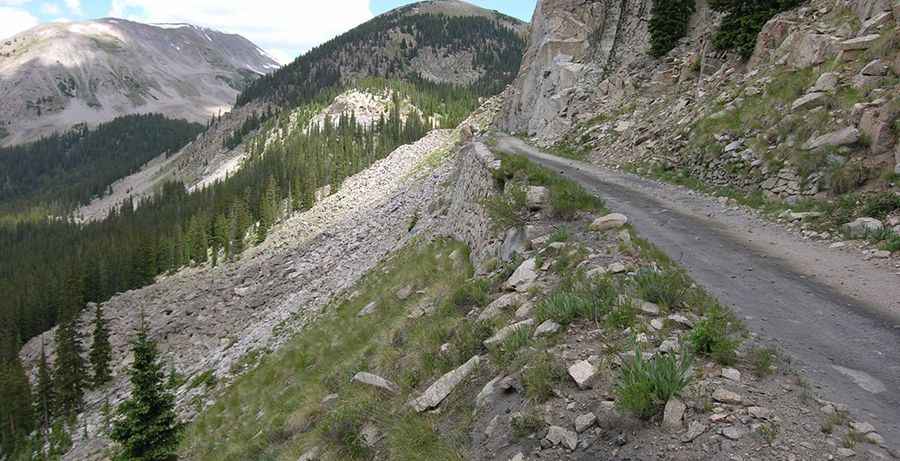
[{"xmin": 615, "ymin": 344, "xmax": 694, "ymax": 419}]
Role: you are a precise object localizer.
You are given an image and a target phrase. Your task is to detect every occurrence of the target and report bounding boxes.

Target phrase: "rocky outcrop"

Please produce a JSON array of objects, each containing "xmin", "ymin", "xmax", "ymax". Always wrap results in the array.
[{"xmin": 500, "ymin": 0, "xmax": 653, "ymax": 143}]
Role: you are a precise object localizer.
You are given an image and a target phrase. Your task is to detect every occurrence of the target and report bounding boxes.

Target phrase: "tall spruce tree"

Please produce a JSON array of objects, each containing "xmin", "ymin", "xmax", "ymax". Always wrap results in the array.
[
  {"xmin": 0, "ymin": 333, "xmax": 35, "ymax": 455},
  {"xmin": 111, "ymin": 314, "xmax": 181, "ymax": 461},
  {"xmin": 89, "ymin": 304, "xmax": 112, "ymax": 387},
  {"xmin": 53, "ymin": 318, "xmax": 86, "ymax": 419}
]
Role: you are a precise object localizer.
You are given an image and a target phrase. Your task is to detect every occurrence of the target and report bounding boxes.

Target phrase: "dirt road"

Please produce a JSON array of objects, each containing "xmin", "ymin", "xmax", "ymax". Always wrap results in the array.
[{"xmin": 496, "ymin": 134, "xmax": 900, "ymax": 449}]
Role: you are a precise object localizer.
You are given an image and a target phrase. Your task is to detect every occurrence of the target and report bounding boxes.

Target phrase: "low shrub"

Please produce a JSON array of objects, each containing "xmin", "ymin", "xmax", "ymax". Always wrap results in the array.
[
  {"xmin": 830, "ymin": 162, "xmax": 868, "ymax": 195},
  {"xmin": 861, "ymin": 191, "xmax": 900, "ymax": 219},
  {"xmin": 688, "ymin": 305, "xmax": 740, "ymax": 365},
  {"xmin": 320, "ymin": 403, "xmax": 370, "ymax": 459},
  {"xmin": 535, "ymin": 291, "xmax": 595, "ymax": 325},
  {"xmin": 483, "ymin": 183, "xmax": 528, "ymax": 231},
  {"xmin": 491, "ymin": 326, "xmax": 533, "ymax": 370},
  {"xmin": 606, "ymin": 298, "xmax": 637, "ymax": 329},
  {"xmin": 615, "ymin": 345, "xmax": 694, "ymax": 419},
  {"xmin": 550, "ymin": 180, "xmax": 604, "ymax": 219},
  {"xmin": 450, "ymin": 279, "xmax": 491, "ymax": 308},
  {"xmin": 749, "ymin": 346, "xmax": 778, "ymax": 377},
  {"xmin": 522, "ymin": 352, "xmax": 564, "ymax": 403},
  {"xmin": 632, "ymin": 268, "xmax": 690, "ymax": 308}
]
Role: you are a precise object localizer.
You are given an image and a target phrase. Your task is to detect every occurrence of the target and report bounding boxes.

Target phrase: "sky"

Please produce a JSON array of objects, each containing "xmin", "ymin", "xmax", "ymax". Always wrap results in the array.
[{"xmin": 0, "ymin": 0, "xmax": 537, "ymax": 64}]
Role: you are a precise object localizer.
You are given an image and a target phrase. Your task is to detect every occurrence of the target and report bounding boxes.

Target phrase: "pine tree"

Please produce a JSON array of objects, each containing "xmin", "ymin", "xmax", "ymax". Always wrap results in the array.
[
  {"xmin": 213, "ymin": 213, "xmax": 230, "ymax": 262},
  {"xmin": 53, "ymin": 318, "xmax": 86, "ymax": 419},
  {"xmin": 0, "ymin": 353, "xmax": 35, "ymax": 454},
  {"xmin": 36, "ymin": 339, "xmax": 55, "ymax": 431},
  {"xmin": 111, "ymin": 314, "xmax": 182, "ymax": 461},
  {"xmin": 89, "ymin": 303, "xmax": 112, "ymax": 387}
]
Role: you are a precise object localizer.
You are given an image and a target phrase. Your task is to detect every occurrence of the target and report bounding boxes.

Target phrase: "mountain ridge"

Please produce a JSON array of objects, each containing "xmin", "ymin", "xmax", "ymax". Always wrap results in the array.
[{"xmin": 0, "ymin": 17, "xmax": 278, "ymax": 146}]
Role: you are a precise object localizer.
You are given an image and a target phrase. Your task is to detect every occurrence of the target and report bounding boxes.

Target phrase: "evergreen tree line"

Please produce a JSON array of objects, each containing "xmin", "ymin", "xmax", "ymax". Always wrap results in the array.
[
  {"xmin": 1, "ymin": 305, "xmax": 180, "ymax": 460},
  {"xmin": 0, "ymin": 79, "xmax": 463, "ymax": 362},
  {"xmin": 710, "ymin": 0, "xmax": 804, "ymax": 59},
  {"xmin": 0, "ymin": 115, "xmax": 203, "ymax": 213}
]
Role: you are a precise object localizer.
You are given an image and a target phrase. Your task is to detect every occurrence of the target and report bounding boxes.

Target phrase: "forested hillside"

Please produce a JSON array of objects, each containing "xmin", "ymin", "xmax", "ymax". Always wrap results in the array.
[
  {"xmin": 236, "ymin": 10, "xmax": 525, "ymax": 107},
  {"xmin": 0, "ymin": 114, "xmax": 203, "ymax": 212}
]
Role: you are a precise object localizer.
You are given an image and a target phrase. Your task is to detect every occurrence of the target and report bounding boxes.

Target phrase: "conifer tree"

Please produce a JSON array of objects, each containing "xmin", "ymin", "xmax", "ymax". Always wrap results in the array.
[
  {"xmin": 53, "ymin": 317, "xmax": 86, "ymax": 419},
  {"xmin": 36, "ymin": 339, "xmax": 55, "ymax": 431},
  {"xmin": 213, "ymin": 213, "xmax": 230, "ymax": 262},
  {"xmin": 0, "ymin": 349, "xmax": 34, "ymax": 454},
  {"xmin": 111, "ymin": 313, "xmax": 182, "ymax": 461},
  {"xmin": 89, "ymin": 303, "xmax": 112, "ymax": 387}
]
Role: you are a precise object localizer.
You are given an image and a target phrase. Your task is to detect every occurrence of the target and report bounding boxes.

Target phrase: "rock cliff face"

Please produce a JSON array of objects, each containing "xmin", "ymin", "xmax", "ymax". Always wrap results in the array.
[
  {"xmin": 503, "ymin": 0, "xmax": 900, "ymax": 200},
  {"xmin": 500, "ymin": 0, "xmax": 654, "ymax": 143},
  {"xmin": 0, "ymin": 18, "xmax": 278, "ymax": 146}
]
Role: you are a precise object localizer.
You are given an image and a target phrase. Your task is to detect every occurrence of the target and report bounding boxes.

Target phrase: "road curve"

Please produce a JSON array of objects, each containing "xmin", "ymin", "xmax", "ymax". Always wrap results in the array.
[{"xmin": 495, "ymin": 134, "xmax": 900, "ymax": 449}]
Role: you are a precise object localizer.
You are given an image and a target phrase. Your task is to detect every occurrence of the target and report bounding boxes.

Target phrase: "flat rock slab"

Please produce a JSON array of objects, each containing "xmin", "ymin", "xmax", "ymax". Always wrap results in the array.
[
  {"xmin": 352, "ymin": 372, "xmax": 399, "ymax": 394},
  {"xmin": 545, "ymin": 425, "xmax": 578, "ymax": 450},
  {"xmin": 663, "ymin": 399, "xmax": 686, "ymax": 431},
  {"xmin": 478, "ymin": 293, "xmax": 524, "ymax": 321},
  {"xmin": 409, "ymin": 355, "xmax": 481, "ymax": 412},
  {"xmin": 712, "ymin": 388, "xmax": 743, "ymax": 405},
  {"xmin": 574, "ymin": 412, "xmax": 597, "ymax": 433},
  {"xmin": 484, "ymin": 319, "xmax": 534, "ymax": 348},
  {"xmin": 357, "ymin": 301, "xmax": 378, "ymax": 317},
  {"xmin": 534, "ymin": 319, "xmax": 561, "ymax": 337},
  {"xmin": 503, "ymin": 258, "xmax": 538, "ymax": 292},
  {"xmin": 591, "ymin": 213, "xmax": 628, "ymax": 232}
]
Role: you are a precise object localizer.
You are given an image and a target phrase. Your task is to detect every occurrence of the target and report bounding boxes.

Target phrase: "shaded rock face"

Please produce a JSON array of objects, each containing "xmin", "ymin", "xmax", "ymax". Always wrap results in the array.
[
  {"xmin": 0, "ymin": 18, "xmax": 278, "ymax": 146},
  {"xmin": 500, "ymin": 0, "xmax": 652, "ymax": 143}
]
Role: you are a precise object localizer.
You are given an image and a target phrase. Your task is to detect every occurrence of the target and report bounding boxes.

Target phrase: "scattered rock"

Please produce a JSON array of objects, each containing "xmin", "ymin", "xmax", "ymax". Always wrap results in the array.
[
  {"xmin": 607, "ymin": 262, "xmax": 627, "ymax": 274},
  {"xmin": 409, "ymin": 355, "xmax": 481, "ymax": 412},
  {"xmin": 360, "ymin": 422, "xmax": 380, "ymax": 447},
  {"xmin": 352, "ymin": 372, "xmax": 400, "ymax": 394},
  {"xmin": 503, "ymin": 258, "xmax": 539, "ymax": 292},
  {"xmin": 500, "ymin": 227, "xmax": 528, "ymax": 262},
  {"xmin": 475, "ymin": 375, "xmax": 502, "ymax": 409},
  {"xmin": 839, "ymin": 35, "xmax": 881, "ymax": 51},
  {"xmin": 509, "ymin": 453, "xmax": 525, "ymax": 461},
  {"xmin": 527, "ymin": 186, "xmax": 550, "ymax": 210},
  {"xmin": 663, "ymin": 399, "xmax": 686, "ymax": 431},
  {"xmin": 841, "ymin": 217, "xmax": 884, "ymax": 239},
  {"xmin": 591, "ymin": 213, "xmax": 628, "ymax": 232},
  {"xmin": 748, "ymin": 406, "xmax": 773, "ymax": 419},
  {"xmin": 836, "ymin": 447, "xmax": 856, "ymax": 458},
  {"xmin": 721, "ymin": 425, "xmax": 748, "ymax": 440},
  {"xmin": 545, "ymin": 425, "xmax": 578, "ymax": 450},
  {"xmin": 667, "ymin": 314, "xmax": 695, "ymax": 328},
  {"xmin": 298, "ymin": 446, "xmax": 321, "ymax": 461},
  {"xmin": 574, "ymin": 412, "xmax": 597, "ymax": 433},
  {"xmin": 803, "ymin": 127, "xmax": 860, "ymax": 150},
  {"xmin": 659, "ymin": 338, "xmax": 680, "ymax": 354},
  {"xmin": 650, "ymin": 318, "xmax": 665, "ymax": 331},
  {"xmin": 682, "ymin": 421, "xmax": 707, "ymax": 443},
  {"xmin": 357, "ymin": 301, "xmax": 378, "ymax": 317},
  {"xmin": 533, "ymin": 319, "xmax": 561, "ymax": 337},
  {"xmin": 721, "ymin": 368, "xmax": 741, "ymax": 382},
  {"xmin": 568, "ymin": 360, "xmax": 597, "ymax": 390},
  {"xmin": 638, "ymin": 301, "xmax": 660, "ymax": 316},
  {"xmin": 479, "ymin": 293, "xmax": 524, "ymax": 321},
  {"xmin": 850, "ymin": 421, "xmax": 876, "ymax": 434},
  {"xmin": 395, "ymin": 285, "xmax": 413, "ymax": 301},
  {"xmin": 484, "ymin": 319, "xmax": 534, "ymax": 347},
  {"xmin": 861, "ymin": 59, "xmax": 889, "ymax": 76},
  {"xmin": 810, "ymin": 72, "xmax": 839, "ymax": 92},
  {"xmin": 792, "ymin": 92, "xmax": 828, "ymax": 111},
  {"xmin": 712, "ymin": 388, "xmax": 743, "ymax": 405}
]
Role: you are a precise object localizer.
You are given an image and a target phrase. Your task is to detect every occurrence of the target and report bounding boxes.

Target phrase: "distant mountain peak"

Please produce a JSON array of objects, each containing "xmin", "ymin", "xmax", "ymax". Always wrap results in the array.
[{"xmin": 0, "ymin": 17, "xmax": 279, "ymax": 146}]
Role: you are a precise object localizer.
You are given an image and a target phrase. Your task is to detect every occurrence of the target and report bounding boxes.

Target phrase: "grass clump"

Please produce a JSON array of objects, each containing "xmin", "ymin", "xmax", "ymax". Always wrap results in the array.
[
  {"xmin": 320, "ymin": 401, "xmax": 371, "ymax": 459},
  {"xmin": 491, "ymin": 326, "xmax": 533, "ymax": 370},
  {"xmin": 535, "ymin": 291, "xmax": 595, "ymax": 325},
  {"xmin": 606, "ymin": 298, "xmax": 637, "ymax": 329},
  {"xmin": 511, "ymin": 410, "xmax": 545, "ymax": 438},
  {"xmin": 632, "ymin": 267, "xmax": 690, "ymax": 308},
  {"xmin": 615, "ymin": 344, "xmax": 694, "ymax": 419},
  {"xmin": 522, "ymin": 352, "xmax": 564, "ymax": 403},
  {"xmin": 749, "ymin": 346, "xmax": 778, "ymax": 377},
  {"xmin": 548, "ymin": 225, "xmax": 570, "ymax": 243},
  {"xmin": 483, "ymin": 183, "xmax": 528, "ymax": 231},
  {"xmin": 861, "ymin": 191, "xmax": 900, "ymax": 219},
  {"xmin": 450, "ymin": 279, "xmax": 491, "ymax": 308},
  {"xmin": 688, "ymin": 305, "xmax": 740, "ymax": 365},
  {"xmin": 550, "ymin": 179, "xmax": 604, "ymax": 220},
  {"xmin": 189, "ymin": 370, "xmax": 217, "ymax": 389},
  {"xmin": 830, "ymin": 161, "xmax": 869, "ymax": 195}
]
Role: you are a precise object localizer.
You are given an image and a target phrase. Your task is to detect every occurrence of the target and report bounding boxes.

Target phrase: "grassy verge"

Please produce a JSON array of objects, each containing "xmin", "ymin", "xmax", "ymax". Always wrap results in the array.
[{"xmin": 180, "ymin": 239, "xmax": 478, "ymax": 461}]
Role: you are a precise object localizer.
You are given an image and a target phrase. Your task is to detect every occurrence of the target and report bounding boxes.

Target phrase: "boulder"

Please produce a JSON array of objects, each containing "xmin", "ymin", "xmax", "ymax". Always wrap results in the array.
[
  {"xmin": 788, "ymin": 33, "xmax": 838, "ymax": 68},
  {"xmin": 478, "ymin": 293, "xmax": 524, "ymax": 321},
  {"xmin": 533, "ymin": 319, "xmax": 561, "ymax": 337},
  {"xmin": 854, "ymin": 0, "xmax": 892, "ymax": 22},
  {"xmin": 803, "ymin": 127, "xmax": 860, "ymax": 150},
  {"xmin": 574, "ymin": 412, "xmax": 597, "ymax": 433},
  {"xmin": 663, "ymin": 399, "xmax": 686, "ymax": 431},
  {"xmin": 395, "ymin": 286, "xmax": 413, "ymax": 301},
  {"xmin": 841, "ymin": 217, "xmax": 884, "ymax": 238},
  {"xmin": 859, "ymin": 104, "xmax": 898, "ymax": 154},
  {"xmin": 527, "ymin": 186, "xmax": 550, "ymax": 210},
  {"xmin": 484, "ymin": 319, "xmax": 534, "ymax": 348},
  {"xmin": 840, "ymin": 35, "xmax": 881, "ymax": 51},
  {"xmin": 352, "ymin": 372, "xmax": 400, "ymax": 394},
  {"xmin": 712, "ymin": 388, "xmax": 743, "ymax": 405},
  {"xmin": 850, "ymin": 421, "xmax": 877, "ymax": 434},
  {"xmin": 500, "ymin": 227, "xmax": 528, "ymax": 262},
  {"xmin": 859, "ymin": 12, "xmax": 893, "ymax": 35},
  {"xmin": 792, "ymin": 92, "xmax": 828, "ymax": 111},
  {"xmin": 638, "ymin": 301, "xmax": 660, "ymax": 316},
  {"xmin": 682, "ymin": 421, "xmax": 707, "ymax": 443},
  {"xmin": 659, "ymin": 338, "xmax": 680, "ymax": 354},
  {"xmin": 503, "ymin": 258, "xmax": 538, "ymax": 292},
  {"xmin": 475, "ymin": 375, "xmax": 503, "ymax": 409},
  {"xmin": 545, "ymin": 426, "xmax": 578, "ymax": 450},
  {"xmin": 568, "ymin": 360, "xmax": 597, "ymax": 390},
  {"xmin": 409, "ymin": 355, "xmax": 481, "ymax": 412},
  {"xmin": 748, "ymin": 406, "xmax": 773, "ymax": 419},
  {"xmin": 722, "ymin": 425, "xmax": 747, "ymax": 440},
  {"xmin": 810, "ymin": 72, "xmax": 839, "ymax": 93},
  {"xmin": 861, "ymin": 59, "xmax": 889, "ymax": 76},
  {"xmin": 721, "ymin": 368, "xmax": 742, "ymax": 382},
  {"xmin": 591, "ymin": 213, "xmax": 628, "ymax": 231}
]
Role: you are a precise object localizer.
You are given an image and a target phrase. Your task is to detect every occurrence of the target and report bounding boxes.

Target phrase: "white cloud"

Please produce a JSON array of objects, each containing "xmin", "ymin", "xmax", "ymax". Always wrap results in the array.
[
  {"xmin": 40, "ymin": 2, "xmax": 60, "ymax": 15},
  {"xmin": 0, "ymin": 0, "xmax": 33, "ymax": 5},
  {"xmin": 107, "ymin": 1, "xmax": 374, "ymax": 64},
  {"xmin": 63, "ymin": 0, "xmax": 80, "ymax": 15},
  {"xmin": 0, "ymin": 6, "xmax": 39, "ymax": 40}
]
